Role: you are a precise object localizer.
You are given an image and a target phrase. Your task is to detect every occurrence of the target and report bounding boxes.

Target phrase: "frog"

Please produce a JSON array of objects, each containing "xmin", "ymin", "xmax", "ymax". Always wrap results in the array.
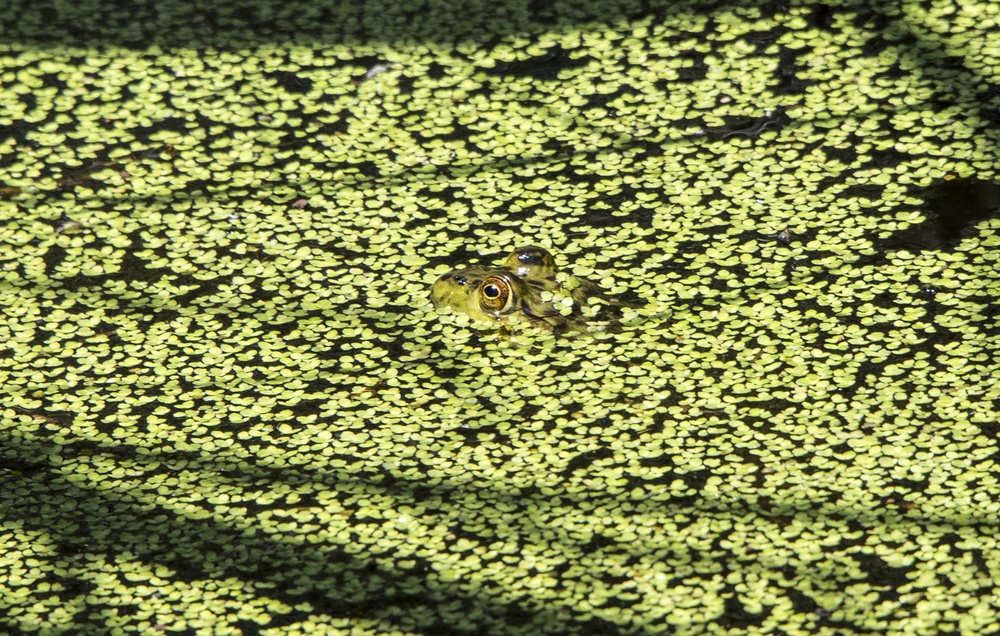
[{"xmin": 430, "ymin": 246, "xmax": 639, "ymax": 333}]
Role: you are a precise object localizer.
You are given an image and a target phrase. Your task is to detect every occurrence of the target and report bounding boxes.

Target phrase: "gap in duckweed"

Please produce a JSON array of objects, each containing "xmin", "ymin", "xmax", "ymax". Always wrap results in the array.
[
  {"xmin": 707, "ymin": 109, "xmax": 792, "ymax": 139},
  {"xmin": 887, "ymin": 177, "xmax": 1000, "ymax": 251},
  {"xmin": 485, "ymin": 44, "xmax": 594, "ymax": 79}
]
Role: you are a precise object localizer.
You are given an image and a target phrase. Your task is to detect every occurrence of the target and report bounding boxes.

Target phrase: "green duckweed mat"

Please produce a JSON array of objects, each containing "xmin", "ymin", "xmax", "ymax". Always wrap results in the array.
[{"xmin": 2, "ymin": 0, "xmax": 1000, "ymax": 634}]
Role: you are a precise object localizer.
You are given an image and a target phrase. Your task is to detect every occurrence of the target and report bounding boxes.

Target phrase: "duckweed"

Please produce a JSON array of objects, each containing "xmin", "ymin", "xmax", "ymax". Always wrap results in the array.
[{"xmin": 1, "ymin": 0, "xmax": 999, "ymax": 634}]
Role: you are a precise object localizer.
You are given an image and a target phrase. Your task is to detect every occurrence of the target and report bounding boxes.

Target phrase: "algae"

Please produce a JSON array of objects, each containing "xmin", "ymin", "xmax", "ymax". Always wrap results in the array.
[{"xmin": 1, "ymin": 0, "xmax": 999, "ymax": 634}]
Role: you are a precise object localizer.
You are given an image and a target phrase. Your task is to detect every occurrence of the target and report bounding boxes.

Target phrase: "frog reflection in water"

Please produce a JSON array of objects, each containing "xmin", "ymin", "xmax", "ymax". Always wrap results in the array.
[{"xmin": 430, "ymin": 246, "xmax": 639, "ymax": 333}]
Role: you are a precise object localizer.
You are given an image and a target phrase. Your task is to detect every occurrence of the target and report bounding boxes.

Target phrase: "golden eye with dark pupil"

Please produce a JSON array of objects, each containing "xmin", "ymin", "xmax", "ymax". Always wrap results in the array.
[{"xmin": 479, "ymin": 276, "xmax": 513, "ymax": 314}]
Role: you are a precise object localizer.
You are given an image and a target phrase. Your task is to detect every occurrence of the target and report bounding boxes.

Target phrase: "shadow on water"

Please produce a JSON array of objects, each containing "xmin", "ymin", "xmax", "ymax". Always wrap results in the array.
[
  {"xmin": 1, "ymin": 0, "xmax": 758, "ymax": 48},
  {"xmin": 0, "ymin": 432, "xmax": 627, "ymax": 636},
  {"xmin": 3, "ymin": 428, "xmax": 998, "ymax": 635}
]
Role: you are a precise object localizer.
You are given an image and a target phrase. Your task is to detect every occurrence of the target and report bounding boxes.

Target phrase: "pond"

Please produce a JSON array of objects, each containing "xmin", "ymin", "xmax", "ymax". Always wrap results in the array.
[{"xmin": 1, "ymin": 0, "xmax": 999, "ymax": 634}]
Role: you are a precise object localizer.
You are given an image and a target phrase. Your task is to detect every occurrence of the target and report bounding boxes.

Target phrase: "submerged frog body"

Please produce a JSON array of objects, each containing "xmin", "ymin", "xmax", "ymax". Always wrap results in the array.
[{"xmin": 430, "ymin": 246, "xmax": 636, "ymax": 333}]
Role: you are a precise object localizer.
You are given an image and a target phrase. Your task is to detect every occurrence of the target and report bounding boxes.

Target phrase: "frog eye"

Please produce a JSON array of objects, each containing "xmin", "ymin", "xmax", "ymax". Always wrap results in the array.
[{"xmin": 479, "ymin": 276, "xmax": 514, "ymax": 314}]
